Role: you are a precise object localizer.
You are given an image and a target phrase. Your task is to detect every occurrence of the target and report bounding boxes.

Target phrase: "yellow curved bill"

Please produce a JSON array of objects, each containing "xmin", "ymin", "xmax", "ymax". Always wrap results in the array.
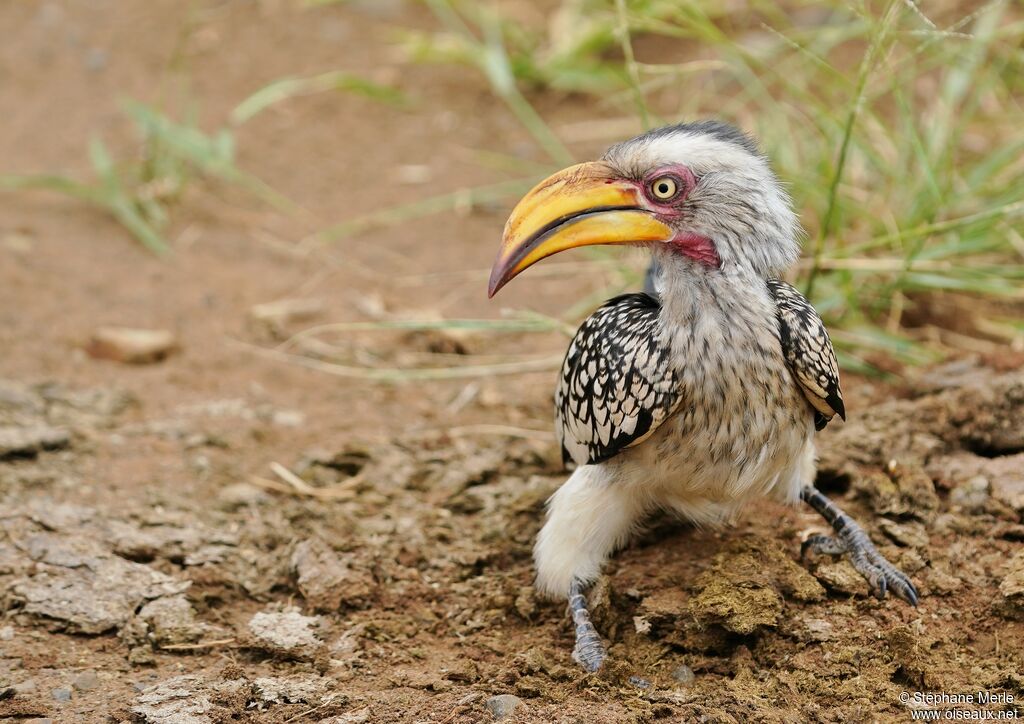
[{"xmin": 488, "ymin": 162, "xmax": 672, "ymax": 296}]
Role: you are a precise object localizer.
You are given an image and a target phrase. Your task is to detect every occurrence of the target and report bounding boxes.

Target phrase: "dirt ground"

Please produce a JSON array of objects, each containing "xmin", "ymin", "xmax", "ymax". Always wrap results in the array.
[{"xmin": 1, "ymin": 2, "xmax": 1022, "ymax": 723}]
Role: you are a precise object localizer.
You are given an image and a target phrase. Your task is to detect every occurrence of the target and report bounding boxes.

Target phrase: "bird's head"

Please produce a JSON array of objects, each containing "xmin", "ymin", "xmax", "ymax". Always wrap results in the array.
[{"xmin": 488, "ymin": 121, "xmax": 800, "ymax": 297}]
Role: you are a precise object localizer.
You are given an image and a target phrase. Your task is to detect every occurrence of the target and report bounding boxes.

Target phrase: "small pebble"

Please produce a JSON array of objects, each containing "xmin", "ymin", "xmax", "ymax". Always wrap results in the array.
[
  {"xmin": 51, "ymin": 687, "xmax": 72, "ymax": 702},
  {"xmin": 950, "ymin": 476, "xmax": 990, "ymax": 511},
  {"xmin": 72, "ymin": 671, "xmax": 99, "ymax": 691},
  {"xmin": 396, "ymin": 164, "xmax": 432, "ymax": 185},
  {"xmin": 217, "ymin": 481, "xmax": 270, "ymax": 509},
  {"xmin": 672, "ymin": 664, "xmax": 696, "ymax": 685},
  {"xmin": 802, "ymin": 618, "xmax": 835, "ymax": 642},
  {"xmin": 86, "ymin": 327, "xmax": 178, "ymax": 365},
  {"xmin": 485, "ymin": 693, "xmax": 523, "ymax": 719},
  {"xmin": 14, "ymin": 680, "xmax": 37, "ymax": 694},
  {"xmin": 629, "ymin": 675, "xmax": 652, "ymax": 689}
]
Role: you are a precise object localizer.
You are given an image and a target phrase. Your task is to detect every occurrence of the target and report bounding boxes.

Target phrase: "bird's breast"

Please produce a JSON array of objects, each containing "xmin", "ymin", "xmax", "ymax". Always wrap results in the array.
[{"xmin": 637, "ymin": 283, "xmax": 810, "ymax": 504}]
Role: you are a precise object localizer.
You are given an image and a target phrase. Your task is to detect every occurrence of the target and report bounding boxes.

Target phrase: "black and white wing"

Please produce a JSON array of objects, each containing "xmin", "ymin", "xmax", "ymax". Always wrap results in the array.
[
  {"xmin": 555, "ymin": 293, "xmax": 682, "ymax": 467},
  {"xmin": 767, "ymin": 279, "xmax": 845, "ymax": 430}
]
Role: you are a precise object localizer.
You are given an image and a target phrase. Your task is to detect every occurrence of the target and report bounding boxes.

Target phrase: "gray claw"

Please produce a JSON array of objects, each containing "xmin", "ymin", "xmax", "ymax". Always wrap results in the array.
[{"xmin": 803, "ymin": 527, "xmax": 919, "ymax": 606}]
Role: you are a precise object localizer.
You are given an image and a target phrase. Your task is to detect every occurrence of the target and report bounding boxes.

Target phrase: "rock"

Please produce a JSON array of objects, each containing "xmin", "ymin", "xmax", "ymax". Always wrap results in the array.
[
  {"xmin": 1, "ymin": 540, "xmax": 31, "ymax": 578},
  {"xmin": 13, "ymin": 679, "xmax": 37, "ymax": 695},
  {"xmin": 128, "ymin": 644, "xmax": 157, "ymax": 666},
  {"xmin": 485, "ymin": 694, "xmax": 523, "ymax": 719},
  {"xmin": 321, "ymin": 709, "xmax": 371, "ymax": 724},
  {"xmin": 931, "ymin": 452, "xmax": 1024, "ymax": 513},
  {"xmin": 291, "ymin": 537, "xmax": 375, "ymax": 612},
  {"xmin": 672, "ymin": 664, "xmax": 696, "ymax": 685},
  {"xmin": 0, "ymin": 625, "xmax": 13, "ymax": 640},
  {"xmin": 949, "ymin": 476, "xmax": 991, "ymax": 511},
  {"xmin": 634, "ymin": 588, "xmax": 688, "ymax": 630},
  {"xmin": 135, "ymin": 595, "xmax": 209, "ymax": 648},
  {"xmin": 989, "ymin": 461, "xmax": 1024, "ymax": 512},
  {"xmin": 132, "ymin": 676, "xmax": 215, "ymax": 724},
  {"xmin": 50, "ymin": 687, "xmax": 71, "ymax": 701},
  {"xmin": 812, "ymin": 560, "xmax": 865, "ymax": 596},
  {"xmin": 187, "ymin": 544, "xmax": 290, "ymax": 600},
  {"xmin": 38, "ymin": 383, "xmax": 135, "ymax": 424},
  {"xmin": 910, "ymin": 358, "xmax": 987, "ymax": 393},
  {"xmin": 888, "ymin": 462, "xmax": 940, "ymax": 520},
  {"xmin": 444, "ymin": 658, "xmax": 479, "ymax": 684},
  {"xmin": 253, "ymin": 675, "xmax": 330, "ymax": 704},
  {"xmin": 997, "ymin": 550, "xmax": 1024, "ymax": 620},
  {"xmin": 923, "ymin": 565, "xmax": 963, "ymax": 596},
  {"xmin": 271, "ymin": 409, "xmax": 306, "ymax": 427},
  {"xmin": 249, "ymin": 298, "xmax": 325, "ymax": 338},
  {"xmin": 71, "ymin": 671, "xmax": 99, "ymax": 691},
  {"xmin": 953, "ymin": 376, "xmax": 1024, "ymax": 454},
  {"xmin": 102, "ymin": 516, "xmax": 240, "ymax": 570},
  {"xmin": 0, "ymin": 379, "xmax": 43, "ymax": 413},
  {"xmin": 10, "ymin": 531, "xmax": 189, "ymax": 634},
  {"xmin": 13, "ymin": 500, "xmax": 95, "ymax": 532},
  {"xmin": 877, "ymin": 519, "xmax": 929, "ymax": 548},
  {"xmin": 818, "ymin": 370, "xmax": 1024, "ymax": 475},
  {"xmin": 216, "ymin": 482, "xmax": 270, "ymax": 510},
  {"xmin": 329, "ymin": 623, "xmax": 365, "ymax": 664},
  {"xmin": 396, "ymin": 164, "xmax": 432, "ymax": 185},
  {"xmin": 852, "ymin": 464, "xmax": 936, "ymax": 522},
  {"xmin": 0, "ymin": 425, "xmax": 70, "ymax": 459},
  {"xmin": 86, "ymin": 327, "xmax": 178, "ymax": 364},
  {"xmin": 246, "ymin": 608, "xmax": 324, "ymax": 661},
  {"xmin": 799, "ymin": 617, "xmax": 836, "ymax": 642}
]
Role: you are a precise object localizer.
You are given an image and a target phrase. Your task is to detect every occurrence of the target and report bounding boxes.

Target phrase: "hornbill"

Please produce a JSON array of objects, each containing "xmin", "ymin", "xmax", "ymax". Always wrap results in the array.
[{"xmin": 487, "ymin": 121, "xmax": 918, "ymax": 673}]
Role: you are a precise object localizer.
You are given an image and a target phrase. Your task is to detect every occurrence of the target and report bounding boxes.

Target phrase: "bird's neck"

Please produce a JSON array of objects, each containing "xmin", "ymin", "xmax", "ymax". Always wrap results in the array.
[{"xmin": 650, "ymin": 248, "xmax": 778, "ymax": 365}]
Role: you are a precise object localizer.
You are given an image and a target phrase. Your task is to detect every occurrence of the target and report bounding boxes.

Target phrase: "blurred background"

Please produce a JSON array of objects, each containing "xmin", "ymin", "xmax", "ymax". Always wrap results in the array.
[
  {"xmin": 3, "ymin": 0, "xmax": 1023, "ymax": 408},
  {"xmin": 1, "ymin": 1, "xmax": 1023, "ymax": 721}
]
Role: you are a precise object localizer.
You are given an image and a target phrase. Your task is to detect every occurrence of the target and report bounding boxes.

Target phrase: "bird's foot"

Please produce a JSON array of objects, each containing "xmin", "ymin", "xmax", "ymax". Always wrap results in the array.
[
  {"xmin": 800, "ymin": 486, "xmax": 919, "ymax": 606},
  {"xmin": 568, "ymin": 580, "xmax": 606, "ymax": 672},
  {"xmin": 802, "ymin": 528, "xmax": 918, "ymax": 605}
]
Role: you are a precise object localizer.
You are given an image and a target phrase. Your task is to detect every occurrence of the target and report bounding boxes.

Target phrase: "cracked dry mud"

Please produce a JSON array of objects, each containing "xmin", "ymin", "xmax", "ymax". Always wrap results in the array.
[{"xmin": 1, "ymin": 368, "xmax": 1022, "ymax": 722}]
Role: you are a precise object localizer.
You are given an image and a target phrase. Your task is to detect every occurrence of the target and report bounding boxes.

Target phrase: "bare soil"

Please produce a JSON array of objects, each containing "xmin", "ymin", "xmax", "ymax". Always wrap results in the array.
[{"xmin": 1, "ymin": 2, "xmax": 1022, "ymax": 722}]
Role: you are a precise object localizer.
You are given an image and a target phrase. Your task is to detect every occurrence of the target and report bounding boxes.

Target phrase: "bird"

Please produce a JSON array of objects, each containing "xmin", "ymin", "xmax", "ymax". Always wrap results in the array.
[{"xmin": 486, "ymin": 120, "xmax": 918, "ymax": 672}]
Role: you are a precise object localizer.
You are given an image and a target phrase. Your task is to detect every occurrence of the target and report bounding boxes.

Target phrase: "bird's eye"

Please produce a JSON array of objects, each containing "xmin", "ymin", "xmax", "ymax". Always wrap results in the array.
[{"xmin": 649, "ymin": 175, "xmax": 679, "ymax": 201}]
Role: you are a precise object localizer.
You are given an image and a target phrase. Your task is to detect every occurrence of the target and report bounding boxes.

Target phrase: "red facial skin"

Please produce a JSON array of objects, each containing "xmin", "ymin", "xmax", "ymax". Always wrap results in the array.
[{"xmin": 629, "ymin": 164, "xmax": 720, "ymax": 268}]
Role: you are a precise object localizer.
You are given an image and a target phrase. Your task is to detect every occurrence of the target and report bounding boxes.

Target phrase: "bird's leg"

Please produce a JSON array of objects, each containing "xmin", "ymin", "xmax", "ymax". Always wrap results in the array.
[
  {"xmin": 568, "ymin": 579, "xmax": 606, "ymax": 672},
  {"xmin": 800, "ymin": 485, "xmax": 918, "ymax": 605},
  {"xmin": 534, "ymin": 466, "xmax": 649, "ymax": 672}
]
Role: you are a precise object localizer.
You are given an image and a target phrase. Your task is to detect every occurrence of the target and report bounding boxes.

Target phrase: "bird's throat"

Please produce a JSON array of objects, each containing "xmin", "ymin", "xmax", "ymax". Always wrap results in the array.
[{"xmin": 670, "ymin": 232, "xmax": 720, "ymax": 268}]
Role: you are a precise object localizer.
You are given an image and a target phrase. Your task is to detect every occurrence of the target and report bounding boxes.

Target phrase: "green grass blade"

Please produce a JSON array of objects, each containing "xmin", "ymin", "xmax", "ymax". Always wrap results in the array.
[{"xmin": 230, "ymin": 71, "xmax": 407, "ymax": 126}]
